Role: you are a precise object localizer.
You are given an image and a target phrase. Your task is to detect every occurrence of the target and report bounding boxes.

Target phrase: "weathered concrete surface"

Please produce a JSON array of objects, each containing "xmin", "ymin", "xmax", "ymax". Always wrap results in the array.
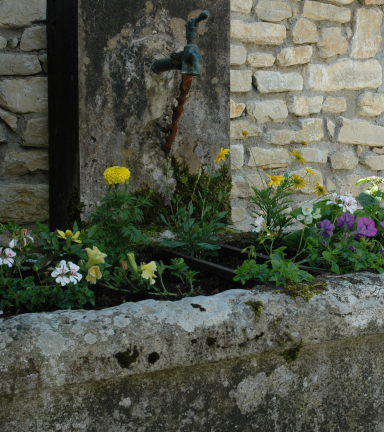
[{"xmin": 2, "ymin": 273, "xmax": 384, "ymax": 430}]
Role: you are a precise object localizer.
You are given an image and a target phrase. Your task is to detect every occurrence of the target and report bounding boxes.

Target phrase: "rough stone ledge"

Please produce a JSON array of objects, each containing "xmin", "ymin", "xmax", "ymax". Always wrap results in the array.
[{"xmin": 1, "ymin": 272, "xmax": 384, "ymax": 397}]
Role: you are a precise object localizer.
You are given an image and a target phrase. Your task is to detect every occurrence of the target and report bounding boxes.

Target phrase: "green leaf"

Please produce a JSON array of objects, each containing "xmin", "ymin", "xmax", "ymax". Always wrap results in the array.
[
  {"xmin": 283, "ymin": 228, "xmax": 315, "ymax": 249},
  {"xmin": 160, "ymin": 240, "xmax": 189, "ymax": 249},
  {"xmin": 358, "ymin": 191, "xmax": 381, "ymax": 209}
]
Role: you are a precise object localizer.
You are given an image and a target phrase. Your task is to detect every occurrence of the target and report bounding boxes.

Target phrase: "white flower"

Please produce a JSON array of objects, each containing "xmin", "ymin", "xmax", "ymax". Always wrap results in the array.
[
  {"xmin": 304, "ymin": 215, "xmax": 313, "ymax": 224},
  {"xmin": 339, "ymin": 194, "xmax": 358, "ymax": 214},
  {"xmin": 327, "ymin": 192, "xmax": 339, "ymax": 206},
  {"xmin": 252, "ymin": 216, "xmax": 265, "ymax": 233},
  {"xmin": 9, "ymin": 229, "xmax": 34, "ymax": 248},
  {"xmin": 296, "ymin": 214, "xmax": 305, "ymax": 221},
  {"xmin": 51, "ymin": 260, "xmax": 71, "ymax": 286},
  {"xmin": 68, "ymin": 261, "xmax": 82, "ymax": 284},
  {"xmin": 301, "ymin": 202, "xmax": 313, "ymax": 215},
  {"xmin": 0, "ymin": 247, "xmax": 16, "ymax": 267},
  {"xmin": 312, "ymin": 208, "xmax": 322, "ymax": 220}
]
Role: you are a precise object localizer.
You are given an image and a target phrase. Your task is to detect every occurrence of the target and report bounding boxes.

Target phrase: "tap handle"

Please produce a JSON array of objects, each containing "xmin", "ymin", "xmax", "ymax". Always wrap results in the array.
[{"xmin": 195, "ymin": 10, "xmax": 210, "ymax": 24}]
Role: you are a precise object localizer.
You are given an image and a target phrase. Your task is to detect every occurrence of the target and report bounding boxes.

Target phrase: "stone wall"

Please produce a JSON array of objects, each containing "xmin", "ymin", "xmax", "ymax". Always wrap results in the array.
[
  {"xmin": 2, "ymin": 273, "xmax": 384, "ymax": 430},
  {"xmin": 0, "ymin": 0, "xmax": 48, "ymax": 224},
  {"xmin": 230, "ymin": 0, "xmax": 384, "ymax": 230}
]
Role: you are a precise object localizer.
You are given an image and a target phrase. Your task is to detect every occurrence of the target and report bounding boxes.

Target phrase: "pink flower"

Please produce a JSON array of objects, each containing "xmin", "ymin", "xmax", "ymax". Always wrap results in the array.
[
  {"xmin": 354, "ymin": 217, "xmax": 377, "ymax": 239},
  {"xmin": 0, "ymin": 247, "xmax": 16, "ymax": 267}
]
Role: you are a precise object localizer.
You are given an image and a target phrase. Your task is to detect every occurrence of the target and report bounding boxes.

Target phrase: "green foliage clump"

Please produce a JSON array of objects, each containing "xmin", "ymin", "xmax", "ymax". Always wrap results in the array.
[
  {"xmin": 244, "ymin": 300, "xmax": 263, "ymax": 322},
  {"xmin": 132, "ymin": 186, "xmax": 166, "ymax": 228},
  {"xmin": 171, "ymin": 157, "xmax": 232, "ymax": 224},
  {"xmin": 280, "ymin": 340, "xmax": 303, "ymax": 364}
]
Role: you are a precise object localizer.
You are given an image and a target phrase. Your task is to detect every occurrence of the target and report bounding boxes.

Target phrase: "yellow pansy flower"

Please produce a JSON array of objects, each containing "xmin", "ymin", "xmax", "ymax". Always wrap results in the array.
[
  {"xmin": 86, "ymin": 266, "xmax": 102, "ymax": 284},
  {"xmin": 291, "ymin": 174, "xmax": 305, "ymax": 190},
  {"xmin": 266, "ymin": 174, "xmax": 285, "ymax": 187},
  {"xmin": 141, "ymin": 261, "xmax": 157, "ymax": 285},
  {"xmin": 304, "ymin": 168, "xmax": 315, "ymax": 175},
  {"xmin": 290, "ymin": 150, "xmax": 307, "ymax": 165},
  {"xmin": 57, "ymin": 230, "xmax": 82, "ymax": 243},
  {"xmin": 215, "ymin": 148, "xmax": 230, "ymax": 163},
  {"xmin": 301, "ymin": 141, "xmax": 308, "ymax": 146},
  {"xmin": 314, "ymin": 181, "xmax": 327, "ymax": 197},
  {"xmin": 103, "ymin": 166, "xmax": 131, "ymax": 185},
  {"xmin": 86, "ymin": 246, "xmax": 107, "ymax": 269}
]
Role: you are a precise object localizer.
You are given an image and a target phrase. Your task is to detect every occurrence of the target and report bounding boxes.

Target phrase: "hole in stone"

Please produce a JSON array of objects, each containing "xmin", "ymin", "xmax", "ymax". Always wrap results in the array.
[
  {"xmin": 148, "ymin": 352, "xmax": 160, "ymax": 365},
  {"xmin": 191, "ymin": 339, "xmax": 198, "ymax": 344},
  {"xmin": 191, "ymin": 303, "xmax": 206, "ymax": 312}
]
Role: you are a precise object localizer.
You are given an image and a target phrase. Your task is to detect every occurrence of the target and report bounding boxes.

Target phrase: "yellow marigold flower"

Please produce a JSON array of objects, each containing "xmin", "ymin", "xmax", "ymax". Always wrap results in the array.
[
  {"xmin": 242, "ymin": 131, "xmax": 249, "ymax": 137},
  {"xmin": 215, "ymin": 148, "xmax": 230, "ymax": 163},
  {"xmin": 301, "ymin": 141, "xmax": 308, "ymax": 146},
  {"xmin": 57, "ymin": 230, "xmax": 82, "ymax": 243},
  {"xmin": 266, "ymin": 174, "xmax": 285, "ymax": 187},
  {"xmin": 290, "ymin": 150, "xmax": 307, "ymax": 165},
  {"xmin": 314, "ymin": 181, "xmax": 327, "ymax": 197},
  {"xmin": 304, "ymin": 168, "xmax": 315, "ymax": 175},
  {"xmin": 103, "ymin": 166, "xmax": 131, "ymax": 185},
  {"xmin": 86, "ymin": 246, "xmax": 107, "ymax": 269},
  {"xmin": 86, "ymin": 265, "xmax": 102, "ymax": 284},
  {"xmin": 291, "ymin": 174, "xmax": 306, "ymax": 190},
  {"xmin": 141, "ymin": 261, "xmax": 157, "ymax": 285}
]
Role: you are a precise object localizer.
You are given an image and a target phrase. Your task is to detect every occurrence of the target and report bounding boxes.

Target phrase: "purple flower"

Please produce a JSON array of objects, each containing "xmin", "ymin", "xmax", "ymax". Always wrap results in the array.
[
  {"xmin": 321, "ymin": 240, "xmax": 327, "ymax": 246},
  {"xmin": 318, "ymin": 219, "xmax": 335, "ymax": 238},
  {"xmin": 354, "ymin": 217, "xmax": 378, "ymax": 239},
  {"xmin": 337, "ymin": 213, "xmax": 355, "ymax": 229},
  {"xmin": 349, "ymin": 245, "xmax": 356, "ymax": 253},
  {"xmin": 380, "ymin": 221, "xmax": 384, "ymax": 230}
]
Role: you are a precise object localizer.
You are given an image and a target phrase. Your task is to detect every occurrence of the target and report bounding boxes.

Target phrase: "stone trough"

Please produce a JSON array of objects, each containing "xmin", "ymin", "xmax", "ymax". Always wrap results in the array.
[{"xmin": 1, "ymin": 272, "xmax": 384, "ymax": 431}]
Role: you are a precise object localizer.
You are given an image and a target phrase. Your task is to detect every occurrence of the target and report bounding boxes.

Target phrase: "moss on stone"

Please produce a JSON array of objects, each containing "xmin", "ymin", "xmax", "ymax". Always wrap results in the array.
[
  {"xmin": 206, "ymin": 336, "xmax": 217, "ymax": 347},
  {"xmin": 171, "ymin": 157, "xmax": 233, "ymax": 224},
  {"xmin": 280, "ymin": 340, "xmax": 303, "ymax": 364},
  {"xmin": 275, "ymin": 282, "xmax": 327, "ymax": 302},
  {"xmin": 276, "ymin": 332, "xmax": 294, "ymax": 347},
  {"xmin": 114, "ymin": 348, "xmax": 140, "ymax": 368},
  {"xmin": 244, "ymin": 300, "xmax": 264, "ymax": 322}
]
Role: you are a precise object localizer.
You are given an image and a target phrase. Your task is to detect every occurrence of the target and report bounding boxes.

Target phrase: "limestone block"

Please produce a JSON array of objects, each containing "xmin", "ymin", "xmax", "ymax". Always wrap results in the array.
[
  {"xmin": 317, "ymin": 28, "xmax": 347, "ymax": 59},
  {"xmin": 231, "ymin": 0, "xmax": 253, "ymax": 13},
  {"xmin": 0, "ymin": 54, "xmax": 41, "ymax": 75},
  {"xmin": 330, "ymin": 151, "xmax": 359, "ymax": 169},
  {"xmin": 230, "ymin": 100, "xmax": 245, "ymax": 119},
  {"xmin": 0, "ymin": 0, "xmax": 46, "ymax": 28},
  {"xmin": 253, "ymin": 71, "xmax": 303, "ymax": 94},
  {"xmin": 322, "ymin": 0, "xmax": 354, "ymax": 4},
  {"xmin": 0, "ymin": 108, "xmax": 17, "ymax": 131},
  {"xmin": 231, "ymin": 20, "xmax": 286, "ymax": 45},
  {"xmin": 232, "ymin": 207, "xmax": 247, "ymax": 222},
  {"xmin": 2, "ymin": 151, "xmax": 48, "ymax": 176},
  {"xmin": 302, "ymin": 1, "xmax": 351, "ymax": 23},
  {"xmin": 373, "ymin": 148, "xmax": 384, "ymax": 154},
  {"xmin": 230, "ymin": 144, "xmax": 244, "ymax": 168},
  {"xmin": 362, "ymin": 155, "xmax": 384, "ymax": 170},
  {"xmin": 276, "ymin": 46, "xmax": 313, "ymax": 67},
  {"xmin": 255, "ymin": 0, "xmax": 292, "ymax": 22},
  {"xmin": 246, "ymin": 173, "xmax": 267, "ymax": 190},
  {"xmin": 0, "ymin": 123, "xmax": 7, "ymax": 143},
  {"xmin": 230, "ymin": 44, "xmax": 247, "ymax": 66},
  {"xmin": 247, "ymin": 53, "xmax": 275, "ymax": 68},
  {"xmin": 301, "ymin": 147, "xmax": 328, "ymax": 163},
  {"xmin": 0, "ymin": 78, "xmax": 48, "ymax": 114},
  {"xmin": 267, "ymin": 118, "xmax": 323, "ymax": 144},
  {"xmin": 38, "ymin": 53, "xmax": 47, "ymax": 73},
  {"xmin": 289, "ymin": 96, "xmax": 323, "ymax": 116},
  {"xmin": 360, "ymin": 0, "xmax": 384, "ymax": 4},
  {"xmin": 327, "ymin": 119, "xmax": 336, "ymax": 138},
  {"xmin": 230, "ymin": 70, "xmax": 252, "ymax": 93},
  {"xmin": 305, "ymin": 60, "xmax": 382, "ymax": 92},
  {"xmin": 291, "ymin": 168, "xmax": 323, "ymax": 194},
  {"xmin": 231, "ymin": 175, "xmax": 250, "ymax": 198},
  {"xmin": 231, "ymin": 120, "xmax": 262, "ymax": 139},
  {"xmin": 0, "ymin": 184, "xmax": 49, "ymax": 223},
  {"xmin": 248, "ymin": 147, "xmax": 290, "ymax": 168},
  {"xmin": 22, "ymin": 116, "xmax": 48, "ymax": 147},
  {"xmin": 358, "ymin": 92, "xmax": 384, "ymax": 117},
  {"xmin": 20, "ymin": 26, "xmax": 47, "ymax": 52},
  {"xmin": 7, "ymin": 37, "xmax": 19, "ymax": 49},
  {"xmin": 246, "ymin": 99, "xmax": 288, "ymax": 123},
  {"xmin": 322, "ymin": 97, "xmax": 346, "ymax": 113},
  {"xmin": 337, "ymin": 117, "xmax": 384, "ymax": 146},
  {"xmin": 0, "ymin": 36, "xmax": 7, "ymax": 49},
  {"xmin": 351, "ymin": 8, "xmax": 383, "ymax": 60},
  {"xmin": 292, "ymin": 18, "xmax": 319, "ymax": 44}
]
